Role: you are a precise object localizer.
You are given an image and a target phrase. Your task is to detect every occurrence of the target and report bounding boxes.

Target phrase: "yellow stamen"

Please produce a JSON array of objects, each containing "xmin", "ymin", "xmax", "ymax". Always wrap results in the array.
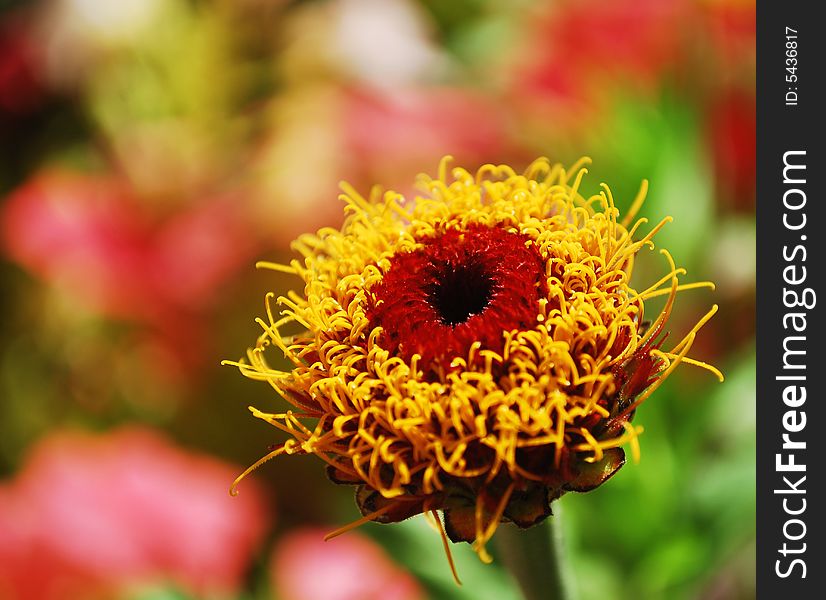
[
  {"xmin": 323, "ymin": 503, "xmax": 398, "ymax": 541},
  {"xmin": 229, "ymin": 443, "xmax": 290, "ymax": 497},
  {"xmin": 430, "ymin": 510, "xmax": 462, "ymax": 586}
]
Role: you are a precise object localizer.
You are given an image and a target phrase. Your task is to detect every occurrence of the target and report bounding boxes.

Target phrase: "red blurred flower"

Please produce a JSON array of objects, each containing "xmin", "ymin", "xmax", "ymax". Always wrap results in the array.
[
  {"xmin": 695, "ymin": 0, "xmax": 756, "ymax": 74},
  {"xmin": 0, "ymin": 427, "xmax": 269, "ymax": 600},
  {"xmin": 0, "ymin": 12, "xmax": 45, "ymax": 116},
  {"xmin": 270, "ymin": 528, "xmax": 424, "ymax": 600},
  {"xmin": 512, "ymin": 0, "xmax": 689, "ymax": 123},
  {"xmin": 705, "ymin": 87, "xmax": 755, "ymax": 211}
]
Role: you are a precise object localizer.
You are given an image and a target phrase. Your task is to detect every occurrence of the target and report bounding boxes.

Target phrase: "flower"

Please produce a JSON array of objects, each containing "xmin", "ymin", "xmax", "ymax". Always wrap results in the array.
[
  {"xmin": 0, "ymin": 11, "xmax": 45, "ymax": 116},
  {"xmin": 340, "ymin": 85, "xmax": 511, "ymax": 191},
  {"xmin": 227, "ymin": 157, "xmax": 721, "ymax": 568},
  {"xmin": 247, "ymin": 84, "xmax": 511, "ymax": 246},
  {"xmin": 0, "ymin": 427, "xmax": 269, "ymax": 599},
  {"xmin": 1, "ymin": 169, "xmax": 258, "ymax": 319},
  {"xmin": 0, "ymin": 169, "xmax": 259, "ymax": 380},
  {"xmin": 508, "ymin": 0, "xmax": 689, "ymax": 131},
  {"xmin": 704, "ymin": 87, "xmax": 756, "ymax": 212},
  {"xmin": 270, "ymin": 528, "xmax": 424, "ymax": 600}
]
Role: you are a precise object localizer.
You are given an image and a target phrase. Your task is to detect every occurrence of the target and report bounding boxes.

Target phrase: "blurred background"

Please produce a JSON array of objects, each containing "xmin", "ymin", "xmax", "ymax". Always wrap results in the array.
[{"xmin": 0, "ymin": 0, "xmax": 755, "ymax": 599}]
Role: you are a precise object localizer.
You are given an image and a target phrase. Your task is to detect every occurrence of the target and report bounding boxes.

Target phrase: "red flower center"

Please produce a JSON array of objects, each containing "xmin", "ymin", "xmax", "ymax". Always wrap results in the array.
[{"xmin": 368, "ymin": 224, "xmax": 547, "ymax": 368}]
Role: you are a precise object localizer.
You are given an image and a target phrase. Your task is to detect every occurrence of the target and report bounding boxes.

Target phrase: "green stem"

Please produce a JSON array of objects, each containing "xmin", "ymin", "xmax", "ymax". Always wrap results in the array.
[{"xmin": 494, "ymin": 501, "xmax": 574, "ymax": 600}]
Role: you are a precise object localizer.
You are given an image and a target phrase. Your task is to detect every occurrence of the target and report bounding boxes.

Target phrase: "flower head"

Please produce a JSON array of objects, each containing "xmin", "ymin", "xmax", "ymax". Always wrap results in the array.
[{"xmin": 227, "ymin": 157, "xmax": 721, "ymax": 567}]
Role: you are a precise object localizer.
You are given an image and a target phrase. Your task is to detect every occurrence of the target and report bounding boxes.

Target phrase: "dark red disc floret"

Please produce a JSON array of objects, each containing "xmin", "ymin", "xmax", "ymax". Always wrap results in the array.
[{"xmin": 368, "ymin": 224, "xmax": 547, "ymax": 369}]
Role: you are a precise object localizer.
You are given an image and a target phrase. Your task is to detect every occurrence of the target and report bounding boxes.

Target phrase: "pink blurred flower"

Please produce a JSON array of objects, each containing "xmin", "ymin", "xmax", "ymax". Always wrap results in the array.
[
  {"xmin": 0, "ymin": 427, "xmax": 269, "ymax": 600},
  {"xmin": 247, "ymin": 84, "xmax": 515, "ymax": 244},
  {"xmin": 0, "ymin": 169, "xmax": 260, "ymax": 377},
  {"xmin": 270, "ymin": 528, "xmax": 424, "ymax": 600},
  {"xmin": 342, "ymin": 85, "xmax": 512, "ymax": 189},
  {"xmin": 1, "ymin": 171, "xmax": 151, "ymax": 319},
  {"xmin": 1, "ymin": 169, "xmax": 257, "ymax": 316}
]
